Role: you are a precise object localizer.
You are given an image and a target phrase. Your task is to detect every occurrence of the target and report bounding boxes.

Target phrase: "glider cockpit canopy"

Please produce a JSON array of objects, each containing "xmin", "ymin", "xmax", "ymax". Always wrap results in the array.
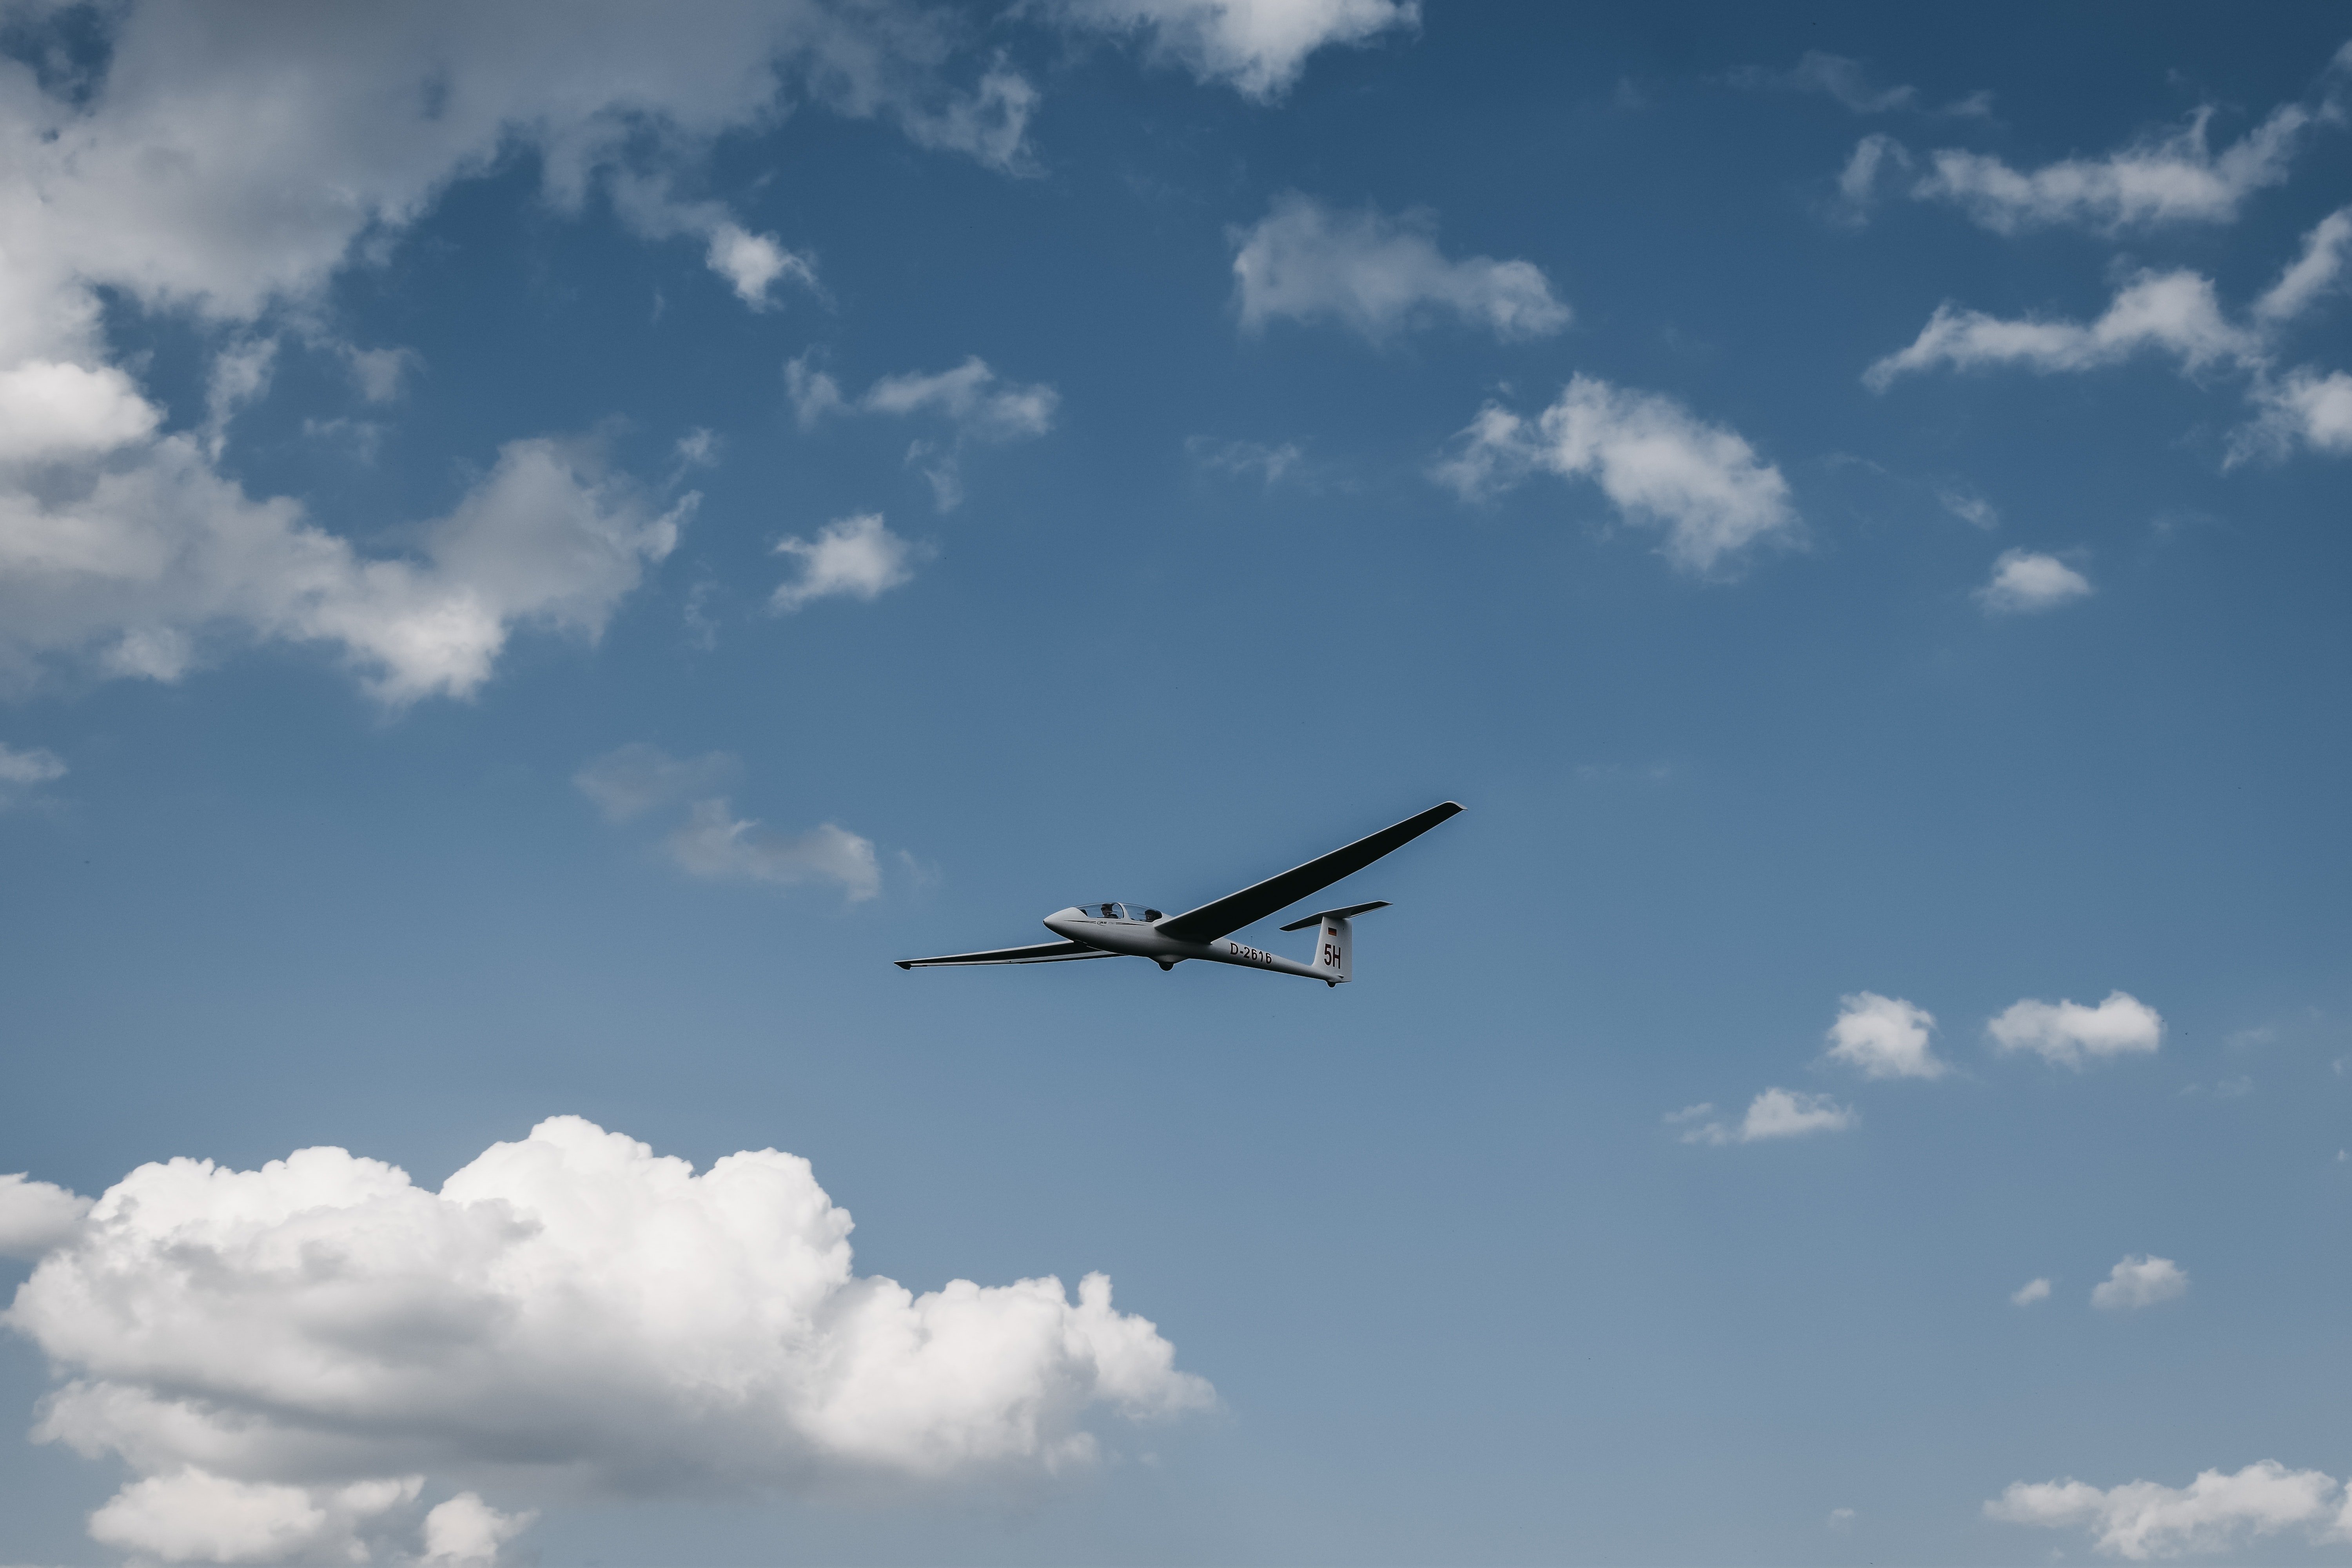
[{"xmin": 1081, "ymin": 902, "xmax": 1163, "ymax": 922}]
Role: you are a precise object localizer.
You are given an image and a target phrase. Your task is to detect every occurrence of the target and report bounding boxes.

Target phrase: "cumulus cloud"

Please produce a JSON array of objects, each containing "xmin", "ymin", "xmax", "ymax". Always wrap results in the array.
[
  {"xmin": 2011, "ymin": 1277, "xmax": 2052, "ymax": 1307},
  {"xmin": 5, "ymin": 1117, "xmax": 1211, "ymax": 1563},
  {"xmin": 1230, "ymin": 194, "xmax": 1568, "ymax": 342},
  {"xmin": 1434, "ymin": 375, "xmax": 1798, "ymax": 574},
  {"xmin": 1914, "ymin": 100, "xmax": 2323, "ymax": 233},
  {"xmin": 1824, "ymin": 992, "xmax": 1947, "ymax": 1079},
  {"xmin": 1988, "ymin": 991, "xmax": 2163, "ymax": 1067},
  {"xmin": 573, "ymin": 742, "xmax": 739, "ymax": 822},
  {"xmin": 668, "ymin": 800, "xmax": 882, "ymax": 900},
  {"xmin": 1865, "ymin": 271, "xmax": 2258, "ymax": 389},
  {"xmin": 1986, "ymin": 1461, "xmax": 2352, "ymax": 1559},
  {"xmin": 1043, "ymin": 0, "xmax": 1419, "ymax": 101},
  {"xmin": 1, "ymin": 434, "xmax": 689, "ymax": 702},
  {"xmin": 1977, "ymin": 549, "xmax": 2092, "ymax": 615},
  {"xmin": 788, "ymin": 357, "xmax": 1056, "ymax": 509},
  {"xmin": 2091, "ymin": 1254, "xmax": 2189, "ymax": 1312},
  {"xmin": 0, "ymin": 3, "xmax": 1033, "ymax": 699},
  {"xmin": 1681, "ymin": 1088, "xmax": 1856, "ymax": 1145},
  {"xmin": 772, "ymin": 513, "xmax": 927, "ymax": 612},
  {"xmin": 0, "ymin": 1172, "xmax": 92, "ymax": 1259}
]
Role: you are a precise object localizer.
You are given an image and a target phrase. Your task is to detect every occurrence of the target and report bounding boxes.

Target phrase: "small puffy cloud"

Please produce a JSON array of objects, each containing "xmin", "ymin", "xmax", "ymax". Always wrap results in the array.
[
  {"xmin": 1865, "ymin": 271, "xmax": 2257, "ymax": 389},
  {"xmin": 573, "ymin": 742, "xmax": 738, "ymax": 823},
  {"xmin": 6, "ymin": 1117, "xmax": 1210, "ymax": 1562},
  {"xmin": 1682, "ymin": 1088, "xmax": 1856, "ymax": 1145},
  {"xmin": 1826, "ymin": 1506, "xmax": 1858, "ymax": 1531},
  {"xmin": 1977, "ymin": 550, "xmax": 2092, "ymax": 615},
  {"xmin": 1914, "ymin": 101, "xmax": 2320, "ymax": 233},
  {"xmin": 1824, "ymin": 992, "xmax": 1947, "ymax": 1080},
  {"xmin": 1989, "ymin": 991, "xmax": 2163, "ymax": 1067},
  {"xmin": 2012, "ymin": 1277, "xmax": 2052, "ymax": 1307},
  {"xmin": 1985, "ymin": 1461, "xmax": 2344, "ymax": 1559},
  {"xmin": 2091, "ymin": 1254, "xmax": 2189, "ymax": 1312},
  {"xmin": 1434, "ymin": 375, "xmax": 1797, "ymax": 575},
  {"xmin": 1230, "ymin": 194, "xmax": 1568, "ymax": 342},
  {"xmin": 0, "ymin": 1172, "xmax": 92, "ymax": 1259},
  {"xmin": 705, "ymin": 223, "xmax": 821, "ymax": 310},
  {"xmin": 771, "ymin": 513, "xmax": 926, "ymax": 613},
  {"xmin": 1044, "ymin": 0, "xmax": 1419, "ymax": 102},
  {"xmin": 668, "ymin": 799, "xmax": 882, "ymax": 901}
]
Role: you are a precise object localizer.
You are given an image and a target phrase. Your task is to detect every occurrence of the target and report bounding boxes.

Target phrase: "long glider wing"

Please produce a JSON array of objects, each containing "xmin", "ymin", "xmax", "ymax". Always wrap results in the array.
[
  {"xmin": 1156, "ymin": 802, "xmax": 1462, "ymax": 945},
  {"xmin": 895, "ymin": 940, "xmax": 1120, "ymax": 970}
]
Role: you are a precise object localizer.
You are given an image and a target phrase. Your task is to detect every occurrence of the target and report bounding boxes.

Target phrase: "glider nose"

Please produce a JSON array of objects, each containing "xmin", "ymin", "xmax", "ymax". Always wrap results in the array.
[{"xmin": 1041, "ymin": 906, "xmax": 1085, "ymax": 939}]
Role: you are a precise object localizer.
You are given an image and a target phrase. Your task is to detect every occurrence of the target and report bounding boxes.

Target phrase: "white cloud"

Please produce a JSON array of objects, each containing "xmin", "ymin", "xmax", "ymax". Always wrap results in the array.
[
  {"xmin": 0, "ymin": 1173, "xmax": 92, "ymax": 1259},
  {"xmin": 1682, "ymin": 1088, "xmax": 1856, "ymax": 1145},
  {"xmin": 6, "ymin": 1117, "xmax": 1210, "ymax": 1564},
  {"xmin": 788, "ymin": 357, "xmax": 1056, "ymax": 510},
  {"xmin": 1977, "ymin": 549, "xmax": 2092, "ymax": 615},
  {"xmin": 0, "ymin": 4, "xmax": 1031, "ymax": 700},
  {"xmin": 2091, "ymin": 1254, "xmax": 2189, "ymax": 1312},
  {"xmin": 346, "ymin": 345, "xmax": 421, "ymax": 404},
  {"xmin": 573, "ymin": 742, "xmax": 739, "ymax": 822},
  {"xmin": 90, "ymin": 1473, "xmax": 425, "ymax": 1568},
  {"xmin": 0, "ymin": 435, "xmax": 688, "ymax": 702},
  {"xmin": 2254, "ymin": 207, "xmax": 2352, "ymax": 323},
  {"xmin": 1986, "ymin": 1461, "xmax": 2348, "ymax": 1559},
  {"xmin": 1231, "ymin": 194, "xmax": 1568, "ymax": 342},
  {"xmin": 1913, "ymin": 101, "xmax": 2321, "ymax": 233},
  {"xmin": 1988, "ymin": 991, "xmax": 2163, "ymax": 1067},
  {"xmin": 1826, "ymin": 1506, "xmax": 1858, "ymax": 1530},
  {"xmin": 772, "ymin": 513, "xmax": 927, "ymax": 612},
  {"xmin": 1865, "ymin": 271, "xmax": 2257, "ymax": 389},
  {"xmin": 2237, "ymin": 368, "xmax": 2352, "ymax": 461},
  {"xmin": 2012, "ymin": 1277, "xmax": 2052, "ymax": 1307},
  {"xmin": 0, "ymin": 361, "xmax": 161, "ymax": 463},
  {"xmin": 668, "ymin": 799, "xmax": 882, "ymax": 900},
  {"xmin": 421, "ymin": 1494, "xmax": 537, "ymax": 1568},
  {"xmin": 1824, "ymin": 991, "xmax": 1947, "ymax": 1080},
  {"xmin": 1044, "ymin": 0, "xmax": 1419, "ymax": 101},
  {"xmin": 1434, "ymin": 375, "xmax": 1798, "ymax": 574}
]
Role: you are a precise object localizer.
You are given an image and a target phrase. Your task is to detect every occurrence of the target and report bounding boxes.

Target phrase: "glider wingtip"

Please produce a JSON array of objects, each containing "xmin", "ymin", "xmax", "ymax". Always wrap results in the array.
[{"xmin": 893, "ymin": 960, "xmax": 913, "ymax": 970}]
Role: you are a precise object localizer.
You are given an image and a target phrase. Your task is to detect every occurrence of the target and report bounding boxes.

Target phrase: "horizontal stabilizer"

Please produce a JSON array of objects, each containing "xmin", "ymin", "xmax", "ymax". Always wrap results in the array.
[
  {"xmin": 1279, "ymin": 900, "xmax": 1391, "ymax": 932},
  {"xmin": 897, "ymin": 940, "xmax": 1120, "ymax": 969},
  {"xmin": 1157, "ymin": 801, "xmax": 1462, "ymax": 944}
]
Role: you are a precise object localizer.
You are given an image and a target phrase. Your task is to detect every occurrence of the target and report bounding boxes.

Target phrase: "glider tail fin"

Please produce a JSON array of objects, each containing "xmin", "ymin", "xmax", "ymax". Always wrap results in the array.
[{"xmin": 1312, "ymin": 915, "xmax": 1353, "ymax": 985}]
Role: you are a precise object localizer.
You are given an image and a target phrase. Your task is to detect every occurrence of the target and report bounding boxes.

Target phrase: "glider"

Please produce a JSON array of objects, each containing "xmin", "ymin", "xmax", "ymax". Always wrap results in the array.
[{"xmin": 896, "ymin": 801, "xmax": 1462, "ymax": 985}]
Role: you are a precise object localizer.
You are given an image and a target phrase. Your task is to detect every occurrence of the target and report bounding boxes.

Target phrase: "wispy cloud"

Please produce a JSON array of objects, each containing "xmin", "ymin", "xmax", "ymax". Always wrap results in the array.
[
  {"xmin": 1434, "ymin": 375, "xmax": 1797, "ymax": 575},
  {"xmin": 788, "ymin": 356, "xmax": 1056, "ymax": 509}
]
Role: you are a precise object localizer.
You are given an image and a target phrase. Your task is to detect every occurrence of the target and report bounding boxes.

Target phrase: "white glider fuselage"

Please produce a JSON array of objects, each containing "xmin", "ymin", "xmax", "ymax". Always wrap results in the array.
[{"xmin": 1042, "ymin": 907, "xmax": 1338, "ymax": 980}]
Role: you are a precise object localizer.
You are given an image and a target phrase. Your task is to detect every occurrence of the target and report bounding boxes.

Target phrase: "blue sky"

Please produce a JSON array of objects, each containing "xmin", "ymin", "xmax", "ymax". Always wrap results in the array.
[{"xmin": 2, "ymin": 3, "xmax": 2350, "ymax": 1564}]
